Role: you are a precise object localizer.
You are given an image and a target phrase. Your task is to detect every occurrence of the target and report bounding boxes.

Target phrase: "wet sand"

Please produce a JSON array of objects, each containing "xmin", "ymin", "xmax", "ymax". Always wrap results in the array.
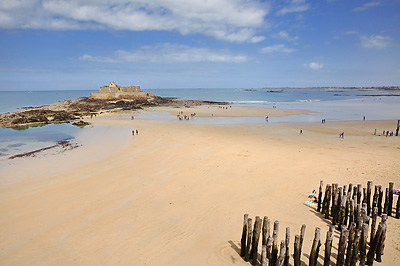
[{"xmin": 0, "ymin": 106, "xmax": 399, "ymax": 266}]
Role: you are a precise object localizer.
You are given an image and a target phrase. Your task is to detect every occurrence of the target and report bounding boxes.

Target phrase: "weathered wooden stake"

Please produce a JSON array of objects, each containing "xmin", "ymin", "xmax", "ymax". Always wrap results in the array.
[
  {"xmin": 261, "ymin": 245, "xmax": 269, "ymax": 266},
  {"xmin": 323, "ymin": 225, "xmax": 334, "ymax": 266},
  {"xmin": 396, "ymin": 195, "xmax": 400, "ymax": 219},
  {"xmin": 383, "ymin": 188, "xmax": 389, "ymax": 214},
  {"xmin": 338, "ymin": 195, "xmax": 348, "ymax": 230},
  {"xmin": 366, "ymin": 222, "xmax": 384, "ymax": 265},
  {"xmin": 324, "ymin": 186, "xmax": 332, "ymax": 219},
  {"xmin": 240, "ymin": 213, "xmax": 249, "ymax": 257},
  {"xmin": 332, "ymin": 183, "xmax": 339, "ymax": 217},
  {"xmin": 388, "ymin": 182, "xmax": 394, "ymax": 216},
  {"xmin": 284, "ymin": 227, "xmax": 290, "ymax": 266},
  {"xmin": 345, "ymin": 222, "xmax": 356, "ymax": 266},
  {"xmin": 359, "ymin": 223, "xmax": 369, "ymax": 266},
  {"xmin": 321, "ymin": 184, "xmax": 329, "ymax": 214},
  {"xmin": 357, "ymin": 184, "xmax": 362, "ymax": 205},
  {"xmin": 309, "ymin": 227, "xmax": 321, "ymax": 266},
  {"xmin": 349, "ymin": 198, "xmax": 355, "ymax": 226},
  {"xmin": 299, "ymin": 224, "xmax": 306, "ymax": 259},
  {"xmin": 367, "ymin": 181, "xmax": 372, "ymax": 215},
  {"xmin": 293, "ymin": 235, "xmax": 300, "ymax": 266},
  {"xmin": 262, "ymin": 216, "xmax": 270, "ymax": 246},
  {"xmin": 266, "ymin": 236, "xmax": 273, "ymax": 262},
  {"xmin": 318, "ymin": 180, "xmax": 323, "ymax": 212},
  {"xmin": 333, "ymin": 190, "xmax": 340, "ymax": 225},
  {"xmin": 271, "ymin": 229, "xmax": 279, "ymax": 266},
  {"xmin": 370, "ymin": 207, "xmax": 378, "ymax": 244},
  {"xmin": 376, "ymin": 215, "xmax": 387, "ymax": 261},
  {"xmin": 350, "ymin": 229, "xmax": 361, "ymax": 266},
  {"xmin": 250, "ymin": 216, "xmax": 262, "ymax": 265},
  {"xmin": 276, "ymin": 240, "xmax": 286, "ymax": 266},
  {"xmin": 336, "ymin": 227, "xmax": 349, "ymax": 266},
  {"xmin": 344, "ymin": 194, "xmax": 350, "ymax": 227},
  {"xmin": 244, "ymin": 218, "xmax": 253, "ymax": 261},
  {"xmin": 377, "ymin": 185, "xmax": 383, "ymax": 215}
]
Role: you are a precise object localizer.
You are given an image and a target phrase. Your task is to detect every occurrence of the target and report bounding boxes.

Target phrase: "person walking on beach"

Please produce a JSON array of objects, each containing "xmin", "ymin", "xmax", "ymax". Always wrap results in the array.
[
  {"xmin": 132, "ymin": 130, "xmax": 135, "ymax": 136},
  {"xmin": 136, "ymin": 129, "xmax": 139, "ymax": 135},
  {"xmin": 300, "ymin": 129, "xmax": 303, "ymax": 134}
]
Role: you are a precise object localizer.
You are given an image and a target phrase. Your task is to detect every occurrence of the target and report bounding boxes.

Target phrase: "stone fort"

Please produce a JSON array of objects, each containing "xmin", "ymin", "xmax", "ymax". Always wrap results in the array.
[{"xmin": 90, "ymin": 82, "xmax": 153, "ymax": 99}]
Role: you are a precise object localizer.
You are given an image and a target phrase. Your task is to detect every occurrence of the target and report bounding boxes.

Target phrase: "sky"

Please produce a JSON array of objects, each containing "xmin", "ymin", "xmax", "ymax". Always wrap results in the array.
[{"xmin": 0, "ymin": 0, "xmax": 399, "ymax": 91}]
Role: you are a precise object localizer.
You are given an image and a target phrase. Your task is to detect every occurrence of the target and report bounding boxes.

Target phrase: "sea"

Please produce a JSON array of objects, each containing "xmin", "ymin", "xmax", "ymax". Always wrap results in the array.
[{"xmin": 1, "ymin": 88, "xmax": 399, "ymax": 159}]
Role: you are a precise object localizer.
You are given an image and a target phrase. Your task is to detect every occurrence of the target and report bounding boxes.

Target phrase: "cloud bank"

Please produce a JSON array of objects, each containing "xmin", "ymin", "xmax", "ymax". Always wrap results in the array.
[
  {"xmin": 0, "ymin": 0, "xmax": 269, "ymax": 43},
  {"xmin": 79, "ymin": 43, "xmax": 249, "ymax": 63}
]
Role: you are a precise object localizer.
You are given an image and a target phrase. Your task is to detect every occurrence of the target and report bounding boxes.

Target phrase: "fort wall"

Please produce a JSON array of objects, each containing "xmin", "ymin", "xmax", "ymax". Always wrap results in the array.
[{"xmin": 91, "ymin": 82, "xmax": 152, "ymax": 99}]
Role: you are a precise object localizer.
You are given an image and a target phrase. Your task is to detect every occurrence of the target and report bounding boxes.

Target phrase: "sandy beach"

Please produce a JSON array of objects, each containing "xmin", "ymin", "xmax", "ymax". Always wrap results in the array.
[{"xmin": 1, "ymin": 105, "xmax": 399, "ymax": 266}]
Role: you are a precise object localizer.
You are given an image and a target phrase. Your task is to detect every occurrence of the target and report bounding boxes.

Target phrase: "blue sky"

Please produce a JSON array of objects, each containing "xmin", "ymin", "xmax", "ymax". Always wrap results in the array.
[{"xmin": 0, "ymin": 0, "xmax": 399, "ymax": 90}]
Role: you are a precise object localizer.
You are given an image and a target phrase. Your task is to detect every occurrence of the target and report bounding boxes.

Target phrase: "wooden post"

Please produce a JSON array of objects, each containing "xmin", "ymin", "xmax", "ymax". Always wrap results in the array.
[
  {"xmin": 345, "ymin": 222, "xmax": 356, "ymax": 266},
  {"xmin": 318, "ymin": 180, "xmax": 323, "ymax": 212},
  {"xmin": 299, "ymin": 224, "xmax": 306, "ymax": 259},
  {"xmin": 357, "ymin": 204, "xmax": 363, "ymax": 229},
  {"xmin": 276, "ymin": 240, "xmax": 286, "ymax": 266},
  {"xmin": 336, "ymin": 227, "xmax": 349, "ymax": 266},
  {"xmin": 261, "ymin": 245, "xmax": 269, "ymax": 266},
  {"xmin": 349, "ymin": 198, "xmax": 355, "ymax": 226},
  {"xmin": 366, "ymin": 222, "xmax": 384, "ymax": 265},
  {"xmin": 245, "ymin": 218, "xmax": 253, "ymax": 261},
  {"xmin": 332, "ymin": 183, "xmax": 338, "ymax": 217},
  {"xmin": 266, "ymin": 236, "xmax": 273, "ymax": 262},
  {"xmin": 240, "ymin": 213, "xmax": 249, "ymax": 257},
  {"xmin": 367, "ymin": 181, "xmax": 372, "ymax": 216},
  {"xmin": 323, "ymin": 225, "xmax": 334, "ymax": 266},
  {"xmin": 377, "ymin": 214, "xmax": 387, "ymax": 260},
  {"xmin": 344, "ymin": 195, "xmax": 350, "ymax": 227},
  {"xmin": 383, "ymin": 188, "xmax": 389, "ymax": 214},
  {"xmin": 396, "ymin": 119, "xmax": 400, "ymax": 136},
  {"xmin": 377, "ymin": 185, "xmax": 383, "ymax": 216},
  {"xmin": 271, "ymin": 228, "xmax": 279, "ymax": 266},
  {"xmin": 376, "ymin": 220, "xmax": 387, "ymax": 262},
  {"xmin": 262, "ymin": 216, "xmax": 270, "ymax": 245},
  {"xmin": 396, "ymin": 195, "xmax": 400, "ymax": 219},
  {"xmin": 370, "ymin": 207, "xmax": 378, "ymax": 244},
  {"xmin": 372, "ymin": 186, "xmax": 378, "ymax": 210},
  {"xmin": 388, "ymin": 182, "xmax": 394, "ymax": 216},
  {"xmin": 250, "ymin": 216, "xmax": 262, "ymax": 265},
  {"xmin": 321, "ymin": 184, "xmax": 330, "ymax": 214},
  {"xmin": 359, "ymin": 223, "xmax": 369, "ymax": 266},
  {"xmin": 353, "ymin": 185, "xmax": 357, "ymax": 201},
  {"xmin": 324, "ymin": 186, "xmax": 332, "ymax": 219},
  {"xmin": 362, "ymin": 187, "xmax": 367, "ymax": 207},
  {"xmin": 338, "ymin": 195, "xmax": 347, "ymax": 230},
  {"xmin": 333, "ymin": 190, "xmax": 340, "ymax": 225},
  {"xmin": 348, "ymin": 183, "xmax": 353, "ymax": 196},
  {"xmin": 284, "ymin": 227, "xmax": 290, "ymax": 266},
  {"xmin": 357, "ymin": 184, "xmax": 362, "ymax": 205},
  {"xmin": 350, "ymin": 229, "xmax": 361, "ymax": 266},
  {"xmin": 309, "ymin": 227, "xmax": 321, "ymax": 266},
  {"xmin": 293, "ymin": 235, "xmax": 300, "ymax": 266}
]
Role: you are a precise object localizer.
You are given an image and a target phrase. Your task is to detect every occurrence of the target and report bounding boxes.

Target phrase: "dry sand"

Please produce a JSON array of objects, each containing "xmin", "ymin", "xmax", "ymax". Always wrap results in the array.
[{"xmin": 0, "ymin": 106, "xmax": 399, "ymax": 266}]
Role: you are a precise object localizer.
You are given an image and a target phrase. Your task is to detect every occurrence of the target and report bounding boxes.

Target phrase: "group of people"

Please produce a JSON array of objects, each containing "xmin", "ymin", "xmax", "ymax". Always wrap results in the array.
[
  {"xmin": 132, "ymin": 129, "xmax": 139, "ymax": 136},
  {"xmin": 321, "ymin": 119, "xmax": 326, "ymax": 123},
  {"xmin": 339, "ymin": 132, "xmax": 345, "ymax": 138},
  {"xmin": 177, "ymin": 112, "xmax": 196, "ymax": 121}
]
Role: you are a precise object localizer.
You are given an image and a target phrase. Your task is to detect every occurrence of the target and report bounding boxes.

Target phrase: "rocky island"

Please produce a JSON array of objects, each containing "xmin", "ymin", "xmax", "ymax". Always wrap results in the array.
[{"xmin": 0, "ymin": 82, "xmax": 227, "ymax": 128}]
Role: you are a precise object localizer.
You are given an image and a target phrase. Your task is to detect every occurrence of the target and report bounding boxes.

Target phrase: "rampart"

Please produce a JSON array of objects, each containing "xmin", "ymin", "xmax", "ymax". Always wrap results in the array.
[{"xmin": 90, "ymin": 82, "xmax": 153, "ymax": 99}]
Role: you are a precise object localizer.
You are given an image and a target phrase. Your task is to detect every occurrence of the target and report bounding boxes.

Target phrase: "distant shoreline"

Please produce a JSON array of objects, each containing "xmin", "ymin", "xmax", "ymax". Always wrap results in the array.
[{"xmin": 261, "ymin": 86, "xmax": 400, "ymax": 91}]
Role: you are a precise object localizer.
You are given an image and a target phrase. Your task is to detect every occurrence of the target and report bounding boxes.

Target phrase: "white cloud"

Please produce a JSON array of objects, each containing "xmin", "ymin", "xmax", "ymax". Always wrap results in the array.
[
  {"xmin": 303, "ymin": 62, "xmax": 323, "ymax": 70},
  {"xmin": 260, "ymin": 44, "xmax": 296, "ymax": 53},
  {"xmin": 79, "ymin": 43, "xmax": 249, "ymax": 63},
  {"xmin": 360, "ymin": 35, "xmax": 391, "ymax": 49},
  {"xmin": 275, "ymin": 31, "xmax": 299, "ymax": 42},
  {"xmin": 0, "ymin": 0, "xmax": 269, "ymax": 43},
  {"xmin": 276, "ymin": 0, "xmax": 310, "ymax": 15},
  {"xmin": 353, "ymin": 1, "xmax": 381, "ymax": 12}
]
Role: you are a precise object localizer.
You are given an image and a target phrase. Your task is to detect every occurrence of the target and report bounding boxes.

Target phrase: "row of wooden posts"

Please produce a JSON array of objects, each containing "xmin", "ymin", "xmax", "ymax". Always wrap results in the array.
[
  {"xmin": 317, "ymin": 181, "xmax": 399, "ymax": 228},
  {"xmin": 239, "ymin": 181, "xmax": 397, "ymax": 265},
  {"xmin": 240, "ymin": 214, "xmax": 388, "ymax": 266}
]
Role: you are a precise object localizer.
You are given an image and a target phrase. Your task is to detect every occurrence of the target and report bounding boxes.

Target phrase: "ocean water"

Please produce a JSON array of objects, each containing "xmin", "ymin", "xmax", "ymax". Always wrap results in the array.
[{"xmin": 1, "ymin": 88, "xmax": 399, "ymax": 159}]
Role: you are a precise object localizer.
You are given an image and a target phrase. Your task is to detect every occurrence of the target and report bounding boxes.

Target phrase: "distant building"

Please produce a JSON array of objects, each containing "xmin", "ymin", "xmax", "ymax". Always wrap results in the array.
[{"xmin": 90, "ymin": 82, "xmax": 153, "ymax": 99}]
